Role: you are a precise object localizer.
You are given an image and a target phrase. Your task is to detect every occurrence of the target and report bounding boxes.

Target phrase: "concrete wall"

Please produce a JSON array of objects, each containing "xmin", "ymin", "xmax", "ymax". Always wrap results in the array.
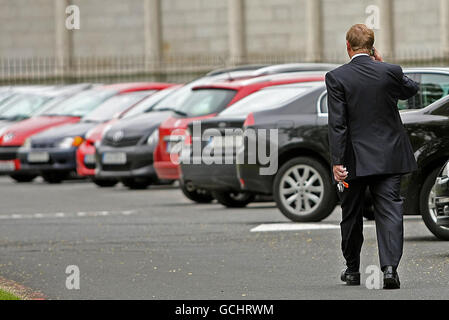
[{"xmin": 0, "ymin": 0, "xmax": 446, "ymax": 62}]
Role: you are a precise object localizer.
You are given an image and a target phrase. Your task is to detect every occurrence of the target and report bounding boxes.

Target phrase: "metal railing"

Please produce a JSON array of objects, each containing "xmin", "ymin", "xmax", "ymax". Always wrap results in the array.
[{"xmin": 0, "ymin": 51, "xmax": 448, "ymax": 85}]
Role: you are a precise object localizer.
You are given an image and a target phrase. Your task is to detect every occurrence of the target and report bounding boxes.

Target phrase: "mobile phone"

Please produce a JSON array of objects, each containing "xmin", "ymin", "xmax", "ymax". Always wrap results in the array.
[{"xmin": 370, "ymin": 47, "xmax": 376, "ymax": 56}]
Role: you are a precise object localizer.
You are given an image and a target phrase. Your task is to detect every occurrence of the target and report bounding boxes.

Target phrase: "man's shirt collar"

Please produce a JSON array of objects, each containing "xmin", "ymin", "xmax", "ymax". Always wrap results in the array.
[{"xmin": 351, "ymin": 53, "xmax": 370, "ymax": 61}]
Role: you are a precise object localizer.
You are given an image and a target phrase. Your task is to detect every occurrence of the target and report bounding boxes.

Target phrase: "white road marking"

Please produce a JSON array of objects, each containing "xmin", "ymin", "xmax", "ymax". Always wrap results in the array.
[
  {"xmin": 251, "ymin": 223, "xmax": 375, "ymax": 233},
  {"xmin": 0, "ymin": 210, "xmax": 135, "ymax": 220}
]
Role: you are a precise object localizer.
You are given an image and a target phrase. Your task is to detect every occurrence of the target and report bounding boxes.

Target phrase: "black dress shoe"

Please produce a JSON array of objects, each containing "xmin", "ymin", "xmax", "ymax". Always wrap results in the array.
[
  {"xmin": 340, "ymin": 269, "xmax": 360, "ymax": 286},
  {"xmin": 383, "ymin": 266, "xmax": 400, "ymax": 289}
]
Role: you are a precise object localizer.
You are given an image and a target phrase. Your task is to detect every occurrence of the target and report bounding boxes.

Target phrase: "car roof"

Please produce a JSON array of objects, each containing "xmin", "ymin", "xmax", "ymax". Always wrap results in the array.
[
  {"xmin": 404, "ymin": 67, "xmax": 449, "ymax": 74},
  {"xmin": 100, "ymin": 82, "xmax": 176, "ymax": 93},
  {"xmin": 192, "ymin": 72, "xmax": 326, "ymax": 90}
]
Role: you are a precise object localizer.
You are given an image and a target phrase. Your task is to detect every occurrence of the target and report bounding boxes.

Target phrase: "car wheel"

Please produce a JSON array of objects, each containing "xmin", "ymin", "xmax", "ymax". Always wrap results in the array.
[
  {"xmin": 273, "ymin": 157, "xmax": 337, "ymax": 222},
  {"xmin": 212, "ymin": 191, "xmax": 255, "ymax": 208},
  {"xmin": 92, "ymin": 178, "xmax": 118, "ymax": 188},
  {"xmin": 180, "ymin": 180, "xmax": 214, "ymax": 203},
  {"xmin": 9, "ymin": 173, "xmax": 38, "ymax": 183},
  {"xmin": 122, "ymin": 178, "xmax": 152, "ymax": 190},
  {"xmin": 42, "ymin": 172, "xmax": 68, "ymax": 184},
  {"xmin": 420, "ymin": 166, "xmax": 449, "ymax": 240}
]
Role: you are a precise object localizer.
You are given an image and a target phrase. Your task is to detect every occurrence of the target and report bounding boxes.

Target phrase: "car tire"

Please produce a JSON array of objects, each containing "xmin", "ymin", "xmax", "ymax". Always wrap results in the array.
[
  {"xmin": 273, "ymin": 157, "xmax": 337, "ymax": 222},
  {"xmin": 42, "ymin": 172, "xmax": 68, "ymax": 184},
  {"xmin": 92, "ymin": 178, "xmax": 118, "ymax": 188},
  {"xmin": 420, "ymin": 166, "xmax": 449, "ymax": 240},
  {"xmin": 180, "ymin": 180, "xmax": 214, "ymax": 203},
  {"xmin": 212, "ymin": 191, "xmax": 255, "ymax": 208},
  {"xmin": 9, "ymin": 173, "xmax": 38, "ymax": 183},
  {"xmin": 122, "ymin": 178, "xmax": 152, "ymax": 190}
]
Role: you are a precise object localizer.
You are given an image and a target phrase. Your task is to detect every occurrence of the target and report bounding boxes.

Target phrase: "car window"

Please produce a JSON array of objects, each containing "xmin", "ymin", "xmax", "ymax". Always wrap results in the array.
[
  {"xmin": 174, "ymin": 89, "xmax": 237, "ymax": 117},
  {"xmin": 83, "ymin": 91, "xmax": 153, "ymax": 122},
  {"xmin": 43, "ymin": 90, "xmax": 115, "ymax": 117},
  {"xmin": 220, "ymin": 86, "xmax": 311, "ymax": 117},
  {"xmin": 417, "ymin": 74, "xmax": 449, "ymax": 108},
  {"xmin": 0, "ymin": 94, "xmax": 49, "ymax": 120},
  {"xmin": 122, "ymin": 87, "xmax": 178, "ymax": 119}
]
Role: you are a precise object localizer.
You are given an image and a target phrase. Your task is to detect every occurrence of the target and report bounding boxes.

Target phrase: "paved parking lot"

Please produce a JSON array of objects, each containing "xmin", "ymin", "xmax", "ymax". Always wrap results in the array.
[{"xmin": 0, "ymin": 176, "xmax": 448, "ymax": 300}]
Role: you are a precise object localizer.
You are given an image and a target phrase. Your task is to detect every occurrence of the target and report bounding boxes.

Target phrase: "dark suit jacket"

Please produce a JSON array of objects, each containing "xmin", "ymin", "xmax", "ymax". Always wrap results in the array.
[{"xmin": 325, "ymin": 55, "xmax": 419, "ymax": 180}]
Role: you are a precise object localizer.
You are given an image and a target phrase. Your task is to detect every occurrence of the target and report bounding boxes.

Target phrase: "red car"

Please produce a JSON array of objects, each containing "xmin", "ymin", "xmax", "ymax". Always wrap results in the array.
[
  {"xmin": 0, "ymin": 82, "xmax": 172, "ymax": 183},
  {"xmin": 76, "ymin": 85, "xmax": 179, "ymax": 186},
  {"xmin": 153, "ymin": 73, "xmax": 325, "ymax": 199}
]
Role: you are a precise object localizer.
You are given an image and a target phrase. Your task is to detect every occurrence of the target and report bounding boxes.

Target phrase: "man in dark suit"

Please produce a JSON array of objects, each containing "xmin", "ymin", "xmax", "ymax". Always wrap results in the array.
[{"xmin": 326, "ymin": 24, "xmax": 419, "ymax": 289}]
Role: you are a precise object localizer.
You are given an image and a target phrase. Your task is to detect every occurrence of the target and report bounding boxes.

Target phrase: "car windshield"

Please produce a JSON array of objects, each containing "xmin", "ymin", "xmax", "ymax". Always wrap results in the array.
[
  {"xmin": 173, "ymin": 88, "xmax": 237, "ymax": 117},
  {"xmin": 42, "ymin": 89, "xmax": 115, "ymax": 117},
  {"xmin": 220, "ymin": 85, "xmax": 312, "ymax": 117},
  {"xmin": 0, "ymin": 93, "xmax": 50, "ymax": 120},
  {"xmin": 153, "ymin": 83, "xmax": 197, "ymax": 112},
  {"xmin": 82, "ymin": 91, "xmax": 153, "ymax": 122},
  {"xmin": 122, "ymin": 87, "xmax": 178, "ymax": 119},
  {"xmin": 0, "ymin": 91, "xmax": 15, "ymax": 108}
]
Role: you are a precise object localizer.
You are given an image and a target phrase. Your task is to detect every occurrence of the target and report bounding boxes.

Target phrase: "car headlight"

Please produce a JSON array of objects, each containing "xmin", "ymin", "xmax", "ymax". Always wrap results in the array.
[
  {"xmin": 147, "ymin": 130, "xmax": 159, "ymax": 145},
  {"xmin": 22, "ymin": 138, "xmax": 32, "ymax": 149},
  {"xmin": 58, "ymin": 136, "xmax": 84, "ymax": 149}
]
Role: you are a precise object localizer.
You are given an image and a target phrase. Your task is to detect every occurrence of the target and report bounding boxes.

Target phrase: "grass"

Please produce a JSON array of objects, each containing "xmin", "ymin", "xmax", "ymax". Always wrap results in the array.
[{"xmin": 0, "ymin": 289, "xmax": 20, "ymax": 300}]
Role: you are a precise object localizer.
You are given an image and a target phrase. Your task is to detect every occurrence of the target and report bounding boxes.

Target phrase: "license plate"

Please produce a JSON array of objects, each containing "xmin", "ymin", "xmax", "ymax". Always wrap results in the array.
[
  {"xmin": 0, "ymin": 161, "xmax": 15, "ymax": 171},
  {"xmin": 102, "ymin": 152, "xmax": 127, "ymax": 165},
  {"xmin": 84, "ymin": 154, "xmax": 95, "ymax": 165},
  {"xmin": 27, "ymin": 152, "xmax": 49, "ymax": 163}
]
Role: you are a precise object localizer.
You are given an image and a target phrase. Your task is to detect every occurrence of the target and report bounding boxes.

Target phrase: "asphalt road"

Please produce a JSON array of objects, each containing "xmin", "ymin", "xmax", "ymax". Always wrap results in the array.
[{"xmin": 0, "ymin": 176, "xmax": 448, "ymax": 300}]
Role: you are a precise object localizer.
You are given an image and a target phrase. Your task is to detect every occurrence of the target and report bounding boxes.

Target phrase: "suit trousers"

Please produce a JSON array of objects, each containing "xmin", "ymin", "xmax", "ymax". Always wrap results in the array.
[{"xmin": 339, "ymin": 174, "xmax": 404, "ymax": 272}]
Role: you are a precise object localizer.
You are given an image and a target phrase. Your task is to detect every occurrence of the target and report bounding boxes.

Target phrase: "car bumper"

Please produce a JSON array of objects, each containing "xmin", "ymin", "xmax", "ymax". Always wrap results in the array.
[
  {"xmin": 180, "ymin": 160, "xmax": 241, "ymax": 192},
  {"xmin": 154, "ymin": 160, "xmax": 180, "ymax": 180},
  {"xmin": 18, "ymin": 147, "xmax": 77, "ymax": 172},
  {"xmin": 0, "ymin": 146, "xmax": 20, "ymax": 174},
  {"xmin": 96, "ymin": 145, "xmax": 157, "ymax": 179},
  {"xmin": 237, "ymin": 163, "xmax": 274, "ymax": 195}
]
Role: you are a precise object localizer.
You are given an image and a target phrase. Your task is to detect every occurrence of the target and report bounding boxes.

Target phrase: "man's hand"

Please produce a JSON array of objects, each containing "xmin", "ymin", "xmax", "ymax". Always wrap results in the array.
[
  {"xmin": 333, "ymin": 165, "xmax": 348, "ymax": 182},
  {"xmin": 371, "ymin": 48, "xmax": 383, "ymax": 62}
]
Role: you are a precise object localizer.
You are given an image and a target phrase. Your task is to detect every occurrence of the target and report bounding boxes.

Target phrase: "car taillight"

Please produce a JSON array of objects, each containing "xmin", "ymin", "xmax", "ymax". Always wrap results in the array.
[{"xmin": 243, "ymin": 112, "xmax": 255, "ymax": 128}]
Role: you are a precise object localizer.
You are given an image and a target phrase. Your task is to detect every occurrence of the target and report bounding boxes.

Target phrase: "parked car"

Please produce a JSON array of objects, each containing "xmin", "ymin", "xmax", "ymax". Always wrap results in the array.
[
  {"xmin": 432, "ymin": 160, "xmax": 449, "ymax": 239},
  {"xmin": 180, "ymin": 81, "xmax": 324, "ymax": 207},
  {"xmin": 95, "ymin": 64, "xmax": 332, "ymax": 190},
  {"xmin": 0, "ymin": 83, "xmax": 156, "ymax": 183},
  {"xmin": 179, "ymin": 68, "xmax": 449, "ymax": 211},
  {"xmin": 154, "ymin": 72, "xmax": 326, "ymax": 202},
  {"xmin": 231, "ymin": 84, "xmax": 448, "ymax": 225},
  {"xmin": 76, "ymin": 84, "xmax": 178, "ymax": 187},
  {"xmin": 18, "ymin": 83, "xmax": 172, "ymax": 183}
]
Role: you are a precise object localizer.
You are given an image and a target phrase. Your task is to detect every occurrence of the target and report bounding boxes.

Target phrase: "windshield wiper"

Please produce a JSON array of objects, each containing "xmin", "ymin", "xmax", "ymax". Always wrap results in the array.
[{"xmin": 154, "ymin": 108, "xmax": 187, "ymax": 116}]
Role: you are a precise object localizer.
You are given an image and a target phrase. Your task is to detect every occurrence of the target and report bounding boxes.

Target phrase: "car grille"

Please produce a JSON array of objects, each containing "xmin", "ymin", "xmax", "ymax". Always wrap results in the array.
[
  {"xmin": 102, "ymin": 136, "xmax": 141, "ymax": 147},
  {"xmin": 31, "ymin": 142, "xmax": 55, "ymax": 148},
  {"xmin": 0, "ymin": 146, "xmax": 18, "ymax": 160},
  {"xmin": 102, "ymin": 164, "xmax": 131, "ymax": 171}
]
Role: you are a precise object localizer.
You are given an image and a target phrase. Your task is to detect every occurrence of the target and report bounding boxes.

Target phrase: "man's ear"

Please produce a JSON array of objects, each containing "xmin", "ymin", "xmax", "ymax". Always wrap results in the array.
[{"xmin": 346, "ymin": 41, "xmax": 351, "ymax": 52}]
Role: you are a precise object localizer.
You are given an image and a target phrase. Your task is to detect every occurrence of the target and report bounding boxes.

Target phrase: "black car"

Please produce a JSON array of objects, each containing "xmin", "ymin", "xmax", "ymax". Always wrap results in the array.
[
  {"xmin": 235, "ymin": 89, "xmax": 449, "ymax": 228},
  {"xmin": 18, "ymin": 90, "xmax": 152, "ymax": 183},
  {"xmin": 181, "ymin": 76, "xmax": 449, "ymax": 234}
]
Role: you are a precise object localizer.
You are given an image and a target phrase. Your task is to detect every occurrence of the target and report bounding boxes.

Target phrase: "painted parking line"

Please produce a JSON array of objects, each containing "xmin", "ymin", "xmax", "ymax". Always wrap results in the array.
[
  {"xmin": 250, "ymin": 223, "xmax": 375, "ymax": 233},
  {"xmin": 0, "ymin": 210, "xmax": 136, "ymax": 220}
]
